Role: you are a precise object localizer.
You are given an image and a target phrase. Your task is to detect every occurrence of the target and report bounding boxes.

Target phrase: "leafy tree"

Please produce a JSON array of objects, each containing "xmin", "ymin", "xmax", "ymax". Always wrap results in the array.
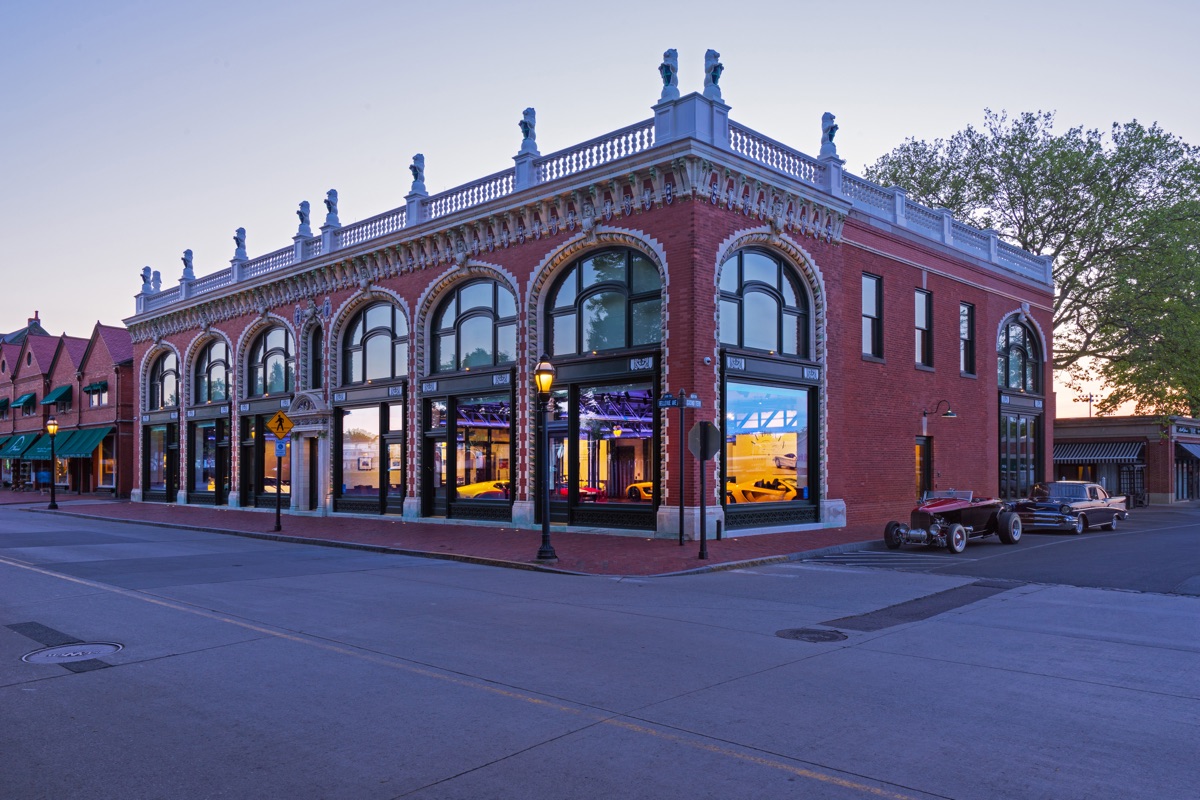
[{"xmin": 863, "ymin": 111, "xmax": 1200, "ymax": 414}]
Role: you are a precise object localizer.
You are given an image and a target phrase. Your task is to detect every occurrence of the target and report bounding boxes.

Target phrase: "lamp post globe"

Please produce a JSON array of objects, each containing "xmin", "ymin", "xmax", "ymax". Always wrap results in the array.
[
  {"xmin": 46, "ymin": 414, "xmax": 59, "ymax": 510},
  {"xmin": 534, "ymin": 354, "xmax": 557, "ymax": 562}
]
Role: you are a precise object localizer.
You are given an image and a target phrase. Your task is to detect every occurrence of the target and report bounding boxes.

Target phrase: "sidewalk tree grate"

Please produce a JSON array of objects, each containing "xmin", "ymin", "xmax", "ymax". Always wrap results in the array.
[{"xmin": 775, "ymin": 628, "xmax": 847, "ymax": 643}]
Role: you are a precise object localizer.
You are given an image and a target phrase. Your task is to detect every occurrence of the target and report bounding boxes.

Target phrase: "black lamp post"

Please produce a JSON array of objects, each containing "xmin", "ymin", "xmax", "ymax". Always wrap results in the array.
[
  {"xmin": 534, "ymin": 354, "xmax": 557, "ymax": 562},
  {"xmin": 46, "ymin": 414, "xmax": 59, "ymax": 510}
]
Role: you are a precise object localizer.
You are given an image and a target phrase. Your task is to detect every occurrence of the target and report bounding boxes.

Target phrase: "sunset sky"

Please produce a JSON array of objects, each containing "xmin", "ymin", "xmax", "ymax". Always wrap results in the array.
[{"xmin": 3, "ymin": 0, "xmax": 1196, "ymax": 417}]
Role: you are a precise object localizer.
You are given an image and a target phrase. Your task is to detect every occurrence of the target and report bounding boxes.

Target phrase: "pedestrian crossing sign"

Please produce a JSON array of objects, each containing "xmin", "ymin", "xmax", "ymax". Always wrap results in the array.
[{"xmin": 266, "ymin": 410, "xmax": 294, "ymax": 438}]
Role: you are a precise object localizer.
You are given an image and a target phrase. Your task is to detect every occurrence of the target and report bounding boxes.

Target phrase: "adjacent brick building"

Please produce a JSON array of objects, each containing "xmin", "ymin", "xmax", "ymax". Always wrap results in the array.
[{"xmin": 122, "ymin": 52, "xmax": 1055, "ymax": 539}]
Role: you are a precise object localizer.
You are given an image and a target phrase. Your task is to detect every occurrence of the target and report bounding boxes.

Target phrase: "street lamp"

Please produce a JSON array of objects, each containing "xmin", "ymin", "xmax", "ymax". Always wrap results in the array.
[
  {"xmin": 46, "ymin": 414, "xmax": 59, "ymax": 510},
  {"xmin": 534, "ymin": 354, "xmax": 557, "ymax": 562}
]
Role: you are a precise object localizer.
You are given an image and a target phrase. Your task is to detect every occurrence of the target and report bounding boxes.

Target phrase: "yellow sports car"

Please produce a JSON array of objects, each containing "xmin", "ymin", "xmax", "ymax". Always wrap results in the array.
[
  {"xmin": 624, "ymin": 481, "xmax": 653, "ymax": 501},
  {"xmin": 457, "ymin": 480, "xmax": 510, "ymax": 499},
  {"xmin": 726, "ymin": 476, "xmax": 797, "ymax": 504}
]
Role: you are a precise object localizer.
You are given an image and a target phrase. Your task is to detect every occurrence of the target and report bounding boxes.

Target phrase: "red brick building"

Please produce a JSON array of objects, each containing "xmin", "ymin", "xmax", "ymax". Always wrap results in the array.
[
  {"xmin": 1053, "ymin": 416, "xmax": 1200, "ymax": 506},
  {"xmin": 123, "ymin": 54, "xmax": 1055, "ymax": 538}
]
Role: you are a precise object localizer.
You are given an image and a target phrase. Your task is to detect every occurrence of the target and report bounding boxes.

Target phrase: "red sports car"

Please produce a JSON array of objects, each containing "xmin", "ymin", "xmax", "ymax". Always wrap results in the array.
[{"xmin": 884, "ymin": 490, "xmax": 1022, "ymax": 553}]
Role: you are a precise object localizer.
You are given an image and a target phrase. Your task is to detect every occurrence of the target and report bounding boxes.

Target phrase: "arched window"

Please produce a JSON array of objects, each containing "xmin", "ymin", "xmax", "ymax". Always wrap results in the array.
[
  {"xmin": 433, "ymin": 281, "xmax": 517, "ymax": 373},
  {"xmin": 997, "ymin": 318, "xmax": 1041, "ymax": 394},
  {"xmin": 248, "ymin": 325, "xmax": 294, "ymax": 396},
  {"xmin": 149, "ymin": 351, "xmax": 179, "ymax": 410},
  {"xmin": 548, "ymin": 248, "xmax": 662, "ymax": 357},
  {"xmin": 193, "ymin": 340, "xmax": 229, "ymax": 404},
  {"xmin": 343, "ymin": 302, "xmax": 409, "ymax": 384},
  {"xmin": 718, "ymin": 249, "xmax": 809, "ymax": 357}
]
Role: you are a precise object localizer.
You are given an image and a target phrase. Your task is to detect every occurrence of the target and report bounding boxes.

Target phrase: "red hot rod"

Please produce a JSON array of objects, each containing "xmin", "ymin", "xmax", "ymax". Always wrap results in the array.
[{"xmin": 884, "ymin": 490, "xmax": 1023, "ymax": 553}]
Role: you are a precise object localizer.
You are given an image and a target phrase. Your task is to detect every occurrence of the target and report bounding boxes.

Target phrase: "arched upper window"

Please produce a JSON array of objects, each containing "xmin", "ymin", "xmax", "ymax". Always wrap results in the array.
[
  {"xmin": 997, "ymin": 318, "xmax": 1041, "ymax": 394},
  {"xmin": 193, "ymin": 340, "xmax": 229, "ymax": 404},
  {"xmin": 433, "ymin": 281, "xmax": 517, "ymax": 373},
  {"xmin": 148, "ymin": 351, "xmax": 179, "ymax": 410},
  {"xmin": 718, "ymin": 249, "xmax": 809, "ymax": 357},
  {"xmin": 342, "ymin": 302, "xmax": 409, "ymax": 384},
  {"xmin": 248, "ymin": 325, "xmax": 294, "ymax": 396},
  {"xmin": 548, "ymin": 248, "xmax": 662, "ymax": 357}
]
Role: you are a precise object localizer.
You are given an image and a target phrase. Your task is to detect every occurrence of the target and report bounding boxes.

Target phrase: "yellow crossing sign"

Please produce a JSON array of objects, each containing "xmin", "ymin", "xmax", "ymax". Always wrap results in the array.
[{"xmin": 266, "ymin": 410, "xmax": 294, "ymax": 439}]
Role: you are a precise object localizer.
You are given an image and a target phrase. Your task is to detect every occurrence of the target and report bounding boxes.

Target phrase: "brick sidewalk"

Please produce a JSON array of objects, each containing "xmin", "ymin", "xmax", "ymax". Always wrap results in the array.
[{"xmin": 9, "ymin": 491, "xmax": 883, "ymax": 576}]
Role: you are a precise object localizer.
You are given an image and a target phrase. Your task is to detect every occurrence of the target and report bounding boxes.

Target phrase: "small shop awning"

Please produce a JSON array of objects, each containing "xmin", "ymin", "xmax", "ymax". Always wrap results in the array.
[
  {"xmin": 41, "ymin": 385, "xmax": 72, "ymax": 405},
  {"xmin": 22, "ymin": 433, "xmax": 57, "ymax": 460},
  {"xmin": 0, "ymin": 433, "xmax": 36, "ymax": 458},
  {"xmin": 1053, "ymin": 441, "xmax": 1144, "ymax": 464},
  {"xmin": 0, "ymin": 398, "xmax": 9, "ymax": 411},
  {"xmin": 82, "ymin": 381, "xmax": 109, "ymax": 393},
  {"xmin": 12, "ymin": 392, "xmax": 36, "ymax": 407},
  {"xmin": 56, "ymin": 427, "xmax": 112, "ymax": 458},
  {"xmin": 1177, "ymin": 442, "xmax": 1200, "ymax": 461}
]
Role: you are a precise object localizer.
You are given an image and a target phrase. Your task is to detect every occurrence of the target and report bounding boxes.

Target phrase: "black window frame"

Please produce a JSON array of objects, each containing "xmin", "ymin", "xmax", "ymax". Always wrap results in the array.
[
  {"xmin": 862, "ymin": 273, "xmax": 883, "ymax": 359},
  {"xmin": 248, "ymin": 325, "xmax": 295, "ymax": 397},
  {"xmin": 432, "ymin": 280, "xmax": 518, "ymax": 374},
  {"xmin": 997, "ymin": 317, "xmax": 1041, "ymax": 394},
  {"xmin": 148, "ymin": 351, "xmax": 179, "ymax": 410},
  {"xmin": 718, "ymin": 248, "xmax": 810, "ymax": 358},
  {"xmin": 193, "ymin": 339, "xmax": 230, "ymax": 404},
  {"xmin": 547, "ymin": 248, "xmax": 662, "ymax": 358},
  {"xmin": 342, "ymin": 302, "xmax": 409, "ymax": 385},
  {"xmin": 915, "ymin": 289, "xmax": 932, "ymax": 367},
  {"xmin": 959, "ymin": 302, "xmax": 976, "ymax": 375}
]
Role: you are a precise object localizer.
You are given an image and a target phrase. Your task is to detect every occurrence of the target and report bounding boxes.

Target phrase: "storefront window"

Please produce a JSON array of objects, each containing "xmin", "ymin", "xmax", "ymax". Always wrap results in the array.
[
  {"xmin": 54, "ymin": 456, "xmax": 69, "ymax": 486},
  {"xmin": 455, "ymin": 394, "xmax": 511, "ymax": 500},
  {"xmin": 724, "ymin": 382, "xmax": 811, "ymax": 505},
  {"xmin": 99, "ymin": 434, "xmax": 115, "ymax": 488},
  {"xmin": 148, "ymin": 425, "xmax": 169, "ymax": 491},
  {"xmin": 192, "ymin": 422, "xmax": 219, "ymax": 492},
  {"xmin": 341, "ymin": 406, "xmax": 382, "ymax": 497},
  {"xmin": 576, "ymin": 383, "xmax": 654, "ymax": 502},
  {"xmin": 549, "ymin": 249, "xmax": 662, "ymax": 357},
  {"xmin": 263, "ymin": 437, "xmax": 290, "ymax": 495}
]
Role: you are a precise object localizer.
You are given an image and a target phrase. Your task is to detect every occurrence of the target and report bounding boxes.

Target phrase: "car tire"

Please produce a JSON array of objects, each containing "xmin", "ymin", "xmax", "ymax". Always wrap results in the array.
[
  {"xmin": 1072, "ymin": 515, "xmax": 1087, "ymax": 535},
  {"xmin": 946, "ymin": 523, "xmax": 967, "ymax": 554},
  {"xmin": 627, "ymin": 488, "xmax": 640, "ymax": 500},
  {"xmin": 884, "ymin": 521, "xmax": 903, "ymax": 550},
  {"xmin": 1103, "ymin": 514, "xmax": 1117, "ymax": 531},
  {"xmin": 997, "ymin": 512, "xmax": 1022, "ymax": 544}
]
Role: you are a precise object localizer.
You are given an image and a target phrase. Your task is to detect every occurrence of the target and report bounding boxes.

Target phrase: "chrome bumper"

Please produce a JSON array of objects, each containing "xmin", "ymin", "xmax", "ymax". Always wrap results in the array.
[{"xmin": 1016, "ymin": 511, "xmax": 1076, "ymax": 531}]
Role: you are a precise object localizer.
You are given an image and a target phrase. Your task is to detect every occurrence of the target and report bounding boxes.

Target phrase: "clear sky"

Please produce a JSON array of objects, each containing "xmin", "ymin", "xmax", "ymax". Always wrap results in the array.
[{"xmin": 3, "ymin": 0, "xmax": 1196, "ymax": 416}]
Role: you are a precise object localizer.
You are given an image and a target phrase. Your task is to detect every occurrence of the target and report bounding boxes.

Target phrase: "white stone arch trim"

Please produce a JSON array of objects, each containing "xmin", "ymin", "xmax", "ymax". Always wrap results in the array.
[
  {"xmin": 994, "ymin": 305, "xmax": 1050, "ymax": 363},
  {"xmin": 521, "ymin": 228, "xmax": 669, "ymax": 500},
  {"xmin": 137, "ymin": 341, "xmax": 183, "ymax": 414},
  {"xmin": 712, "ymin": 227, "xmax": 830, "ymax": 502},
  {"xmin": 295, "ymin": 314, "xmax": 326, "ymax": 393},
  {"xmin": 327, "ymin": 285, "xmax": 413, "ymax": 391},
  {"xmin": 413, "ymin": 260, "xmax": 521, "ymax": 377},
  {"xmin": 234, "ymin": 313, "xmax": 299, "ymax": 402},
  {"xmin": 181, "ymin": 328, "xmax": 235, "ymax": 408}
]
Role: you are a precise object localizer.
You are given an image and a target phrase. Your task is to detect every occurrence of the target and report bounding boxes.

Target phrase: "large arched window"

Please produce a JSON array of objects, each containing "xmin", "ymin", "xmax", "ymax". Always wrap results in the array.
[
  {"xmin": 433, "ymin": 281, "xmax": 517, "ymax": 373},
  {"xmin": 343, "ymin": 302, "xmax": 409, "ymax": 384},
  {"xmin": 193, "ymin": 340, "xmax": 229, "ymax": 404},
  {"xmin": 718, "ymin": 249, "xmax": 809, "ymax": 357},
  {"xmin": 548, "ymin": 248, "xmax": 662, "ymax": 357},
  {"xmin": 248, "ymin": 325, "xmax": 294, "ymax": 396},
  {"xmin": 148, "ymin": 351, "xmax": 179, "ymax": 410},
  {"xmin": 997, "ymin": 318, "xmax": 1041, "ymax": 394}
]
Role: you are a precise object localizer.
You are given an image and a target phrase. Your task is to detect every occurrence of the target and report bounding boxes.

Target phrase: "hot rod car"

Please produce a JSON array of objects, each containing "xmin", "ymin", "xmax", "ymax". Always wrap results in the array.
[
  {"xmin": 1013, "ymin": 481, "xmax": 1127, "ymax": 533},
  {"xmin": 884, "ymin": 490, "xmax": 1022, "ymax": 553}
]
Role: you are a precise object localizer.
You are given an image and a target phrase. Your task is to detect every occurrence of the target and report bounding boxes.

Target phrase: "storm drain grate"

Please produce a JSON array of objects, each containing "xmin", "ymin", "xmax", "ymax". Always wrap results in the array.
[{"xmin": 775, "ymin": 628, "xmax": 848, "ymax": 643}]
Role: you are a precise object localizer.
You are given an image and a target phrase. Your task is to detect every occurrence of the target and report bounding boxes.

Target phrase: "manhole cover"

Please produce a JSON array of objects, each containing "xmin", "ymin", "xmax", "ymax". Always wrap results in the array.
[
  {"xmin": 22, "ymin": 643, "xmax": 123, "ymax": 664},
  {"xmin": 775, "ymin": 628, "xmax": 847, "ymax": 643}
]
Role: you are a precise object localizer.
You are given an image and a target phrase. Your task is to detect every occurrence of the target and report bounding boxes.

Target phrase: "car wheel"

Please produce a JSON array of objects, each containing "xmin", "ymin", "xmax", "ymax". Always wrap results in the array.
[
  {"xmin": 1103, "ymin": 514, "xmax": 1117, "ymax": 531},
  {"xmin": 627, "ymin": 488, "xmax": 641, "ymax": 500},
  {"xmin": 884, "ymin": 521, "xmax": 903, "ymax": 550},
  {"xmin": 946, "ymin": 523, "xmax": 967, "ymax": 554},
  {"xmin": 1072, "ymin": 515, "xmax": 1087, "ymax": 535},
  {"xmin": 997, "ymin": 512, "xmax": 1022, "ymax": 544}
]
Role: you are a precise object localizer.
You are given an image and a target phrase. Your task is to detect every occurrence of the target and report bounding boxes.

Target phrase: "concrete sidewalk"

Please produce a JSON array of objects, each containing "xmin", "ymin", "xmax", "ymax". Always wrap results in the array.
[{"xmin": 7, "ymin": 490, "xmax": 882, "ymax": 576}]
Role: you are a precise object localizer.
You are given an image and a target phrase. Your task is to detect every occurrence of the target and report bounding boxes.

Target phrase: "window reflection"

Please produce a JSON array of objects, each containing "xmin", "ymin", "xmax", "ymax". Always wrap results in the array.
[
  {"xmin": 574, "ymin": 383, "xmax": 654, "ymax": 503},
  {"xmin": 455, "ymin": 394, "xmax": 511, "ymax": 500},
  {"xmin": 341, "ymin": 407, "xmax": 381, "ymax": 497},
  {"xmin": 724, "ymin": 382, "xmax": 810, "ymax": 505}
]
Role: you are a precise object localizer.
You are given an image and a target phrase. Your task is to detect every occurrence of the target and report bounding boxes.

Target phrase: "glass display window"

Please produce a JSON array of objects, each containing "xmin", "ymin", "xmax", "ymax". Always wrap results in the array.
[{"xmin": 723, "ymin": 382, "xmax": 811, "ymax": 505}]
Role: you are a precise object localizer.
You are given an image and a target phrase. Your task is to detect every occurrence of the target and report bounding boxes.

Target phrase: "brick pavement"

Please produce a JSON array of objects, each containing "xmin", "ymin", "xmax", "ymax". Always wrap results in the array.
[{"xmin": 5, "ymin": 490, "xmax": 883, "ymax": 576}]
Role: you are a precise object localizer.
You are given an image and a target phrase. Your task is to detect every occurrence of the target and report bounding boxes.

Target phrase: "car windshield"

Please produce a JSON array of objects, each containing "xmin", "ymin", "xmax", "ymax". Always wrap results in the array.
[
  {"xmin": 1032, "ymin": 482, "xmax": 1086, "ymax": 500},
  {"xmin": 923, "ymin": 490, "xmax": 973, "ymax": 501}
]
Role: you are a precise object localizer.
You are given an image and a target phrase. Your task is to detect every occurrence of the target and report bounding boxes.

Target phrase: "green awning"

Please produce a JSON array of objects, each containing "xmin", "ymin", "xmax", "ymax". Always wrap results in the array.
[
  {"xmin": 41, "ymin": 385, "xmax": 72, "ymax": 405},
  {"xmin": 23, "ymin": 433, "xmax": 56, "ymax": 460},
  {"xmin": 83, "ymin": 381, "xmax": 109, "ymax": 393},
  {"xmin": 0, "ymin": 433, "xmax": 36, "ymax": 458},
  {"xmin": 0, "ymin": 435, "xmax": 11, "ymax": 452},
  {"xmin": 0, "ymin": 398, "xmax": 9, "ymax": 411},
  {"xmin": 12, "ymin": 392, "xmax": 36, "ymax": 407},
  {"xmin": 56, "ymin": 427, "xmax": 112, "ymax": 458}
]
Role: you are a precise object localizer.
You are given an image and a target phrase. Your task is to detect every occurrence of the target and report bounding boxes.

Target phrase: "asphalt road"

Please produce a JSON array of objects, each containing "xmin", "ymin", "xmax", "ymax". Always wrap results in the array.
[
  {"xmin": 805, "ymin": 502, "xmax": 1200, "ymax": 595},
  {"xmin": 2, "ymin": 505, "xmax": 1197, "ymax": 799}
]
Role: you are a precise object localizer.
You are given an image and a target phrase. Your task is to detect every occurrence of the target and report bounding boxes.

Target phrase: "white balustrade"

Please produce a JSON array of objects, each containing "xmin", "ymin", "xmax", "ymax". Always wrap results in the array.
[
  {"xmin": 842, "ymin": 174, "xmax": 893, "ymax": 214},
  {"xmin": 243, "ymin": 246, "xmax": 295, "ymax": 279},
  {"xmin": 536, "ymin": 121, "xmax": 655, "ymax": 183},
  {"xmin": 302, "ymin": 238, "xmax": 323, "ymax": 259},
  {"xmin": 951, "ymin": 221, "xmax": 989, "ymax": 256},
  {"xmin": 728, "ymin": 123, "xmax": 825, "ymax": 186},
  {"xmin": 336, "ymin": 206, "xmax": 407, "ymax": 248},
  {"xmin": 997, "ymin": 241, "xmax": 1052, "ymax": 282},
  {"xmin": 190, "ymin": 268, "xmax": 233, "ymax": 296},
  {"xmin": 904, "ymin": 202, "xmax": 943, "ymax": 237},
  {"xmin": 427, "ymin": 170, "xmax": 515, "ymax": 220},
  {"xmin": 143, "ymin": 286, "xmax": 182, "ymax": 311}
]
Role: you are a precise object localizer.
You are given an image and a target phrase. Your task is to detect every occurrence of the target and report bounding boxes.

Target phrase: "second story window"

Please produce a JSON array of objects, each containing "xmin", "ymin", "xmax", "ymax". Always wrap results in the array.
[
  {"xmin": 718, "ymin": 249, "xmax": 809, "ymax": 357},
  {"xmin": 194, "ymin": 340, "xmax": 230, "ymax": 404},
  {"xmin": 548, "ymin": 249, "xmax": 662, "ymax": 357},
  {"xmin": 148, "ymin": 352, "xmax": 179, "ymax": 409},
  {"xmin": 997, "ymin": 318, "xmax": 1041, "ymax": 394},
  {"xmin": 862, "ymin": 274, "xmax": 883, "ymax": 358},
  {"xmin": 85, "ymin": 382, "xmax": 110, "ymax": 408},
  {"xmin": 434, "ymin": 281, "xmax": 517, "ymax": 372},
  {"xmin": 915, "ymin": 290, "xmax": 932, "ymax": 367},
  {"xmin": 249, "ymin": 326, "xmax": 294, "ymax": 396},
  {"xmin": 343, "ymin": 302, "xmax": 408, "ymax": 384},
  {"xmin": 960, "ymin": 303, "xmax": 976, "ymax": 375}
]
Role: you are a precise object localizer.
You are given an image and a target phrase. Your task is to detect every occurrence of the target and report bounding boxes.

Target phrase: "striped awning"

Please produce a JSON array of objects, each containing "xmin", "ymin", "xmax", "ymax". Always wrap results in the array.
[
  {"xmin": 1053, "ymin": 441, "xmax": 1144, "ymax": 464},
  {"xmin": 56, "ymin": 427, "xmax": 112, "ymax": 458},
  {"xmin": 1178, "ymin": 442, "xmax": 1200, "ymax": 461}
]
